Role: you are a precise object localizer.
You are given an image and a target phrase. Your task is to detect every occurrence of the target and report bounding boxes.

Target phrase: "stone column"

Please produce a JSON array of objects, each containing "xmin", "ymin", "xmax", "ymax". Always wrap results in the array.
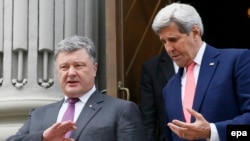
[{"xmin": 0, "ymin": 0, "xmax": 101, "ymax": 140}]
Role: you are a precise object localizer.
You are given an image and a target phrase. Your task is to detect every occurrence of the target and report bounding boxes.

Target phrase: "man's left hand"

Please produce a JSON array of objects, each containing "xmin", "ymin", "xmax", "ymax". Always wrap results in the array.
[{"xmin": 167, "ymin": 108, "xmax": 211, "ymax": 140}]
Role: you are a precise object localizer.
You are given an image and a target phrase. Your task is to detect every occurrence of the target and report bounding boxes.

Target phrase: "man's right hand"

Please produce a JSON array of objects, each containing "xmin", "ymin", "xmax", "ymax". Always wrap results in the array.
[{"xmin": 42, "ymin": 121, "xmax": 77, "ymax": 141}]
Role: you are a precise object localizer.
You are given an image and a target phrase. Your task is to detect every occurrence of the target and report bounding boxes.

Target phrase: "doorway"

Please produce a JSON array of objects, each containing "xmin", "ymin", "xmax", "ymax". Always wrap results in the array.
[
  {"xmin": 105, "ymin": 0, "xmax": 250, "ymax": 104},
  {"xmin": 105, "ymin": 0, "xmax": 173, "ymax": 103}
]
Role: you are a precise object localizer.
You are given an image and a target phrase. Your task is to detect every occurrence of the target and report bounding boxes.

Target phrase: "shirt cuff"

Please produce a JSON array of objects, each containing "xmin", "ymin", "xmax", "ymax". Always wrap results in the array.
[{"xmin": 207, "ymin": 123, "xmax": 220, "ymax": 141}]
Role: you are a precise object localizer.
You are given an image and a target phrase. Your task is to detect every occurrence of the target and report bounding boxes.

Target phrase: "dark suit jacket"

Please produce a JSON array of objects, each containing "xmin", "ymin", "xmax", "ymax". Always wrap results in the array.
[
  {"xmin": 7, "ymin": 90, "xmax": 145, "ymax": 141},
  {"xmin": 140, "ymin": 51, "xmax": 175, "ymax": 141},
  {"xmin": 163, "ymin": 45, "xmax": 250, "ymax": 141}
]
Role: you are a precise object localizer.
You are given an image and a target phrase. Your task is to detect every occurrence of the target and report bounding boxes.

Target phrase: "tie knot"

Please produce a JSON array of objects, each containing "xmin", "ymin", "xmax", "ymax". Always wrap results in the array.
[
  {"xmin": 67, "ymin": 98, "xmax": 79, "ymax": 104},
  {"xmin": 187, "ymin": 62, "xmax": 195, "ymax": 70}
]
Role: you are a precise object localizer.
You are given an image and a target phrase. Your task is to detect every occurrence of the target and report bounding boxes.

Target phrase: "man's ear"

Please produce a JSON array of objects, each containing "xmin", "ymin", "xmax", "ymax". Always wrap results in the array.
[
  {"xmin": 94, "ymin": 63, "xmax": 98, "ymax": 75},
  {"xmin": 192, "ymin": 25, "xmax": 200, "ymax": 37}
]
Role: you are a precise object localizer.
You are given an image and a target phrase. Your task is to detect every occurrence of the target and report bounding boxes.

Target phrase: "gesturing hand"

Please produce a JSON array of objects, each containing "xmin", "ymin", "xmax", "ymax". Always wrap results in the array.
[
  {"xmin": 42, "ymin": 120, "xmax": 77, "ymax": 141},
  {"xmin": 167, "ymin": 108, "xmax": 211, "ymax": 140}
]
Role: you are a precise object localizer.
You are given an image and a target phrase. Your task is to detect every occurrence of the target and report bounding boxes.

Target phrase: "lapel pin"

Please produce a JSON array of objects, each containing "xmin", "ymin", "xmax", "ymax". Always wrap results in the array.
[
  {"xmin": 209, "ymin": 62, "xmax": 215, "ymax": 66},
  {"xmin": 89, "ymin": 104, "xmax": 95, "ymax": 111}
]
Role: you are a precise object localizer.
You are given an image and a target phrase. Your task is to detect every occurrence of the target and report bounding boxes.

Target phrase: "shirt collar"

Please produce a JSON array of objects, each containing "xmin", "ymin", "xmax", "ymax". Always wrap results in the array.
[
  {"xmin": 64, "ymin": 85, "xmax": 96, "ymax": 104},
  {"xmin": 193, "ymin": 42, "xmax": 206, "ymax": 66}
]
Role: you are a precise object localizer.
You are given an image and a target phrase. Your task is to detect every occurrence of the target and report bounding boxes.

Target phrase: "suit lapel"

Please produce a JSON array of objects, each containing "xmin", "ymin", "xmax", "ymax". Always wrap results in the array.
[
  {"xmin": 71, "ymin": 90, "xmax": 103, "ymax": 139},
  {"xmin": 192, "ymin": 46, "xmax": 220, "ymax": 120},
  {"xmin": 43, "ymin": 100, "xmax": 64, "ymax": 129},
  {"xmin": 166, "ymin": 68, "xmax": 185, "ymax": 121},
  {"xmin": 175, "ymin": 68, "xmax": 185, "ymax": 121},
  {"xmin": 160, "ymin": 51, "xmax": 175, "ymax": 81}
]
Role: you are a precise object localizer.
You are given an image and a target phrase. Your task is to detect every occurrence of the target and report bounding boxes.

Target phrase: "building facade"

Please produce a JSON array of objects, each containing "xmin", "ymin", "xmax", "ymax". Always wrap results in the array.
[{"xmin": 0, "ymin": 0, "xmax": 105, "ymax": 140}]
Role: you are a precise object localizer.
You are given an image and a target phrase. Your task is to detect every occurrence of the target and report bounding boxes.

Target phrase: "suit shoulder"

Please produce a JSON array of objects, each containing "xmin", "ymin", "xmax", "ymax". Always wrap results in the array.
[
  {"xmin": 144, "ymin": 54, "xmax": 161, "ymax": 64},
  {"xmin": 31, "ymin": 100, "xmax": 62, "ymax": 111},
  {"xmin": 217, "ymin": 48, "xmax": 250, "ymax": 58},
  {"xmin": 143, "ymin": 52, "xmax": 167, "ymax": 70},
  {"xmin": 102, "ymin": 94, "xmax": 137, "ymax": 106}
]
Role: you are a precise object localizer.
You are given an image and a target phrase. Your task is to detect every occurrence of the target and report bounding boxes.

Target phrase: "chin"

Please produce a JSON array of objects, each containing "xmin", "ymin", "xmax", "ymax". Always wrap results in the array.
[{"xmin": 65, "ymin": 89, "xmax": 81, "ymax": 95}]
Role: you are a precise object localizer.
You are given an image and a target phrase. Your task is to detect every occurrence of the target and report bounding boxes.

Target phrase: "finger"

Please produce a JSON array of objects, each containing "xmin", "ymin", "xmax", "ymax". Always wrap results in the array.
[
  {"xmin": 60, "ymin": 121, "xmax": 76, "ymax": 128},
  {"xmin": 168, "ymin": 122, "xmax": 186, "ymax": 138},
  {"xmin": 171, "ymin": 119, "xmax": 189, "ymax": 128},
  {"xmin": 58, "ymin": 121, "xmax": 77, "ymax": 134},
  {"xmin": 167, "ymin": 123, "xmax": 179, "ymax": 135},
  {"xmin": 51, "ymin": 122, "xmax": 63, "ymax": 130},
  {"xmin": 168, "ymin": 121, "xmax": 188, "ymax": 132},
  {"xmin": 186, "ymin": 108, "xmax": 204, "ymax": 120},
  {"xmin": 66, "ymin": 125, "xmax": 77, "ymax": 132},
  {"xmin": 43, "ymin": 122, "xmax": 64, "ymax": 138},
  {"xmin": 61, "ymin": 120, "xmax": 76, "ymax": 125},
  {"xmin": 64, "ymin": 138, "xmax": 75, "ymax": 141},
  {"xmin": 167, "ymin": 122, "xmax": 179, "ymax": 131}
]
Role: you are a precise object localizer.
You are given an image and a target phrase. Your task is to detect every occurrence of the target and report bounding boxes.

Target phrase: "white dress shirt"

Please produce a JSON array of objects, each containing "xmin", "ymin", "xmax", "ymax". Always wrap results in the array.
[
  {"xmin": 180, "ymin": 42, "xmax": 219, "ymax": 141},
  {"xmin": 57, "ymin": 85, "xmax": 96, "ymax": 122}
]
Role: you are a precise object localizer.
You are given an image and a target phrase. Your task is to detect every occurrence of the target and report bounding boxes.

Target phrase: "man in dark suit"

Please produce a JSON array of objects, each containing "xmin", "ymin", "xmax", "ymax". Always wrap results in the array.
[
  {"xmin": 7, "ymin": 36, "xmax": 144, "ymax": 141},
  {"xmin": 140, "ymin": 50, "xmax": 176, "ymax": 141},
  {"xmin": 152, "ymin": 2, "xmax": 250, "ymax": 141}
]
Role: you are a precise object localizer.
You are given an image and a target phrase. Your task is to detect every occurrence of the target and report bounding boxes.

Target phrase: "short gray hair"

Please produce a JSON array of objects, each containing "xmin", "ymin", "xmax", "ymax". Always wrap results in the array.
[
  {"xmin": 55, "ymin": 35, "xmax": 97, "ymax": 63},
  {"xmin": 152, "ymin": 2, "xmax": 204, "ymax": 36}
]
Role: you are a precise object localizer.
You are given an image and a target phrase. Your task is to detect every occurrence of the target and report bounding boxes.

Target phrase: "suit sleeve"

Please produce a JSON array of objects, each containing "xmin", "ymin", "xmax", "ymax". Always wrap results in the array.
[
  {"xmin": 116, "ymin": 101, "xmax": 145, "ymax": 141},
  {"xmin": 6, "ymin": 109, "xmax": 43, "ymax": 141},
  {"xmin": 139, "ymin": 62, "xmax": 157, "ymax": 141},
  {"xmin": 215, "ymin": 49, "xmax": 250, "ymax": 140}
]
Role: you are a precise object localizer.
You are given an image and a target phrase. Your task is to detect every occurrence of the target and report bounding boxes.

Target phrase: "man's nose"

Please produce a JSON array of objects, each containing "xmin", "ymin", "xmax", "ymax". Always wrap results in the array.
[
  {"xmin": 68, "ymin": 66, "xmax": 76, "ymax": 76},
  {"xmin": 165, "ymin": 43, "xmax": 174, "ymax": 52}
]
